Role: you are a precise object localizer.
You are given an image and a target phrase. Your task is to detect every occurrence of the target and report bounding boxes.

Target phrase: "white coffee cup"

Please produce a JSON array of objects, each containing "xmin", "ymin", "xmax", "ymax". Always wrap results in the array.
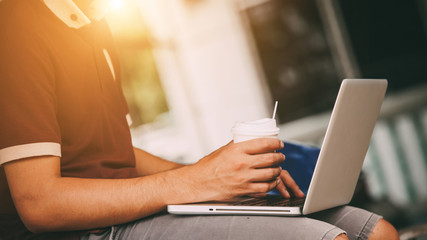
[{"xmin": 231, "ymin": 118, "xmax": 280, "ymax": 143}]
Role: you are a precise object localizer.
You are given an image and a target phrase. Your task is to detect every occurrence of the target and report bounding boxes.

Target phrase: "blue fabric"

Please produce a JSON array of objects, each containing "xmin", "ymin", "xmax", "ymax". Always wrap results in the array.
[{"xmin": 270, "ymin": 141, "xmax": 320, "ymax": 194}]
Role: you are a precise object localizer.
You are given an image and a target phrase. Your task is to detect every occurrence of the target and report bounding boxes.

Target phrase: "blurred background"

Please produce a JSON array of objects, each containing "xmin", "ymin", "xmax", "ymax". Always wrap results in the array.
[{"xmin": 105, "ymin": 0, "xmax": 427, "ymax": 236}]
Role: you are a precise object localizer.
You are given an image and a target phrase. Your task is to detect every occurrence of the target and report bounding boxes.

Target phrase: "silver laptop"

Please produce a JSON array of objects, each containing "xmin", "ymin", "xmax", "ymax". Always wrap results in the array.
[{"xmin": 168, "ymin": 79, "xmax": 388, "ymax": 216}]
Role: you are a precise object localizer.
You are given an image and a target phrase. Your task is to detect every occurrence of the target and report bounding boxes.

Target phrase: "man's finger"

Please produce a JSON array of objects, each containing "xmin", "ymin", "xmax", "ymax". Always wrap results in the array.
[
  {"xmin": 249, "ymin": 167, "xmax": 282, "ymax": 182},
  {"xmin": 275, "ymin": 178, "xmax": 291, "ymax": 198},
  {"xmin": 233, "ymin": 138, "xmax": 284, "ymax": 155},
  {"xmin": 281, "ymin": 170, "xmax": 305, "ymax": 198},
  {"xmin": 250, "ymin": 152, "xmax": 285, "ymax": 169},
  {"xmin": 249, "ymin": 179, "xmax": 280, "ymax": 194}
]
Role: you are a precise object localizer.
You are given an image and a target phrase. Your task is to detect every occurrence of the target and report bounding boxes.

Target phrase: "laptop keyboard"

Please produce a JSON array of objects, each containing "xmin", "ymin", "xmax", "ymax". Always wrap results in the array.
[{"xmin": 232, "ymin": 195, "xmax": 306, "ymax": 207}]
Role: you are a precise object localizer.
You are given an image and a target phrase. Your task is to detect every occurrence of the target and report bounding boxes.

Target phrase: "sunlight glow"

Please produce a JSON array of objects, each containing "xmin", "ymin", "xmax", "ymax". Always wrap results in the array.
[
  {"xmin": 109, "ymin": 0, "xmax": 124, "ymax": 11},
  {"xmin": 105, "ymin": 0, "xmax": 146, "ymax": 40}
]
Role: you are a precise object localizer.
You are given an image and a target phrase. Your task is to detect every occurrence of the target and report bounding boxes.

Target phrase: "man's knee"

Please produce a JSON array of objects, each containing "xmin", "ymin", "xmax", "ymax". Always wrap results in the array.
[
  {"xmin": 368, "ymin": 218, "xmax": 399, "ymax": 240},
  {"xmin": 334, "ymin": 233, "xmax": 349, "ymax": 240}
]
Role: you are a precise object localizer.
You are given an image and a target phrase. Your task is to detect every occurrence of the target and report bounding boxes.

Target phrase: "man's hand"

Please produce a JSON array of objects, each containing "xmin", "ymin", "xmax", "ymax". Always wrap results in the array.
[
  {"xmin": 174, "ymin": 138, "xmax": 287, "ymax": 202},
  {"xmin": 174, "ymin": 138, "xmax": 305, "ymax": 202},
  {"xmin": 275, "ymin": 169, "xmax": 305, "ymax": 198}
]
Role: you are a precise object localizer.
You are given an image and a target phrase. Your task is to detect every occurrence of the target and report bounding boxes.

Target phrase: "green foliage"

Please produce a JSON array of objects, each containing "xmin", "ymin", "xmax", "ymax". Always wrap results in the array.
[{"xmin": 119, "ymin": 47, "xmax": 169, "ymax": 127}]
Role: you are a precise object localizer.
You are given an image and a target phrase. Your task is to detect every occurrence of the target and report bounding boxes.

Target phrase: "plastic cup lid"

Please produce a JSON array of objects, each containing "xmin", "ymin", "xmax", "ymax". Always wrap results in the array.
[{"xmin": 231, "ymin": 118, "xmax": 280, "ymax": 136}]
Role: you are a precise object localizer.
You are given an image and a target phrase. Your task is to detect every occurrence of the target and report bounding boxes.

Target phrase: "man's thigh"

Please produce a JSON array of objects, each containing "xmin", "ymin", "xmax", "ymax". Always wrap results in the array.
[
  {"xmin": 81, "ymin": 206, "xmax": 379, "ymax": 240},
  {"xmin": 309, "ymin": 205, "xmax": 382, "ymax": 240},
  {"xmin": 82, "ymin": 215, "xmax": 342, "ymax": 240}
]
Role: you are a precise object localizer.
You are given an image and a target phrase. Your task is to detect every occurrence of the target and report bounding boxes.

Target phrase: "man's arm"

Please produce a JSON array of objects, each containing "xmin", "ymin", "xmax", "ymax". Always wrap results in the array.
[
  {"xmin": 4, "ymin": 138, "xmax": 286, "ymax": 233},
  {"xmin": 133, "ymin": 147, "xmax": 184, "ymax": 176}
]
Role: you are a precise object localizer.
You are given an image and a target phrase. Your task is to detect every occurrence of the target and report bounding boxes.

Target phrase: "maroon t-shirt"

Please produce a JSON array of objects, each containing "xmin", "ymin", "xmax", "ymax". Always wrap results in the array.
[{"xmin": 0, "ymin": 0, "xmax": 137, "ymax": 238}]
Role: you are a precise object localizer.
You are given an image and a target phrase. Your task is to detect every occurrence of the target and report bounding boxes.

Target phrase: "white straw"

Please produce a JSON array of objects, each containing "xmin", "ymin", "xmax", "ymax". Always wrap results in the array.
[{"xmin": 272, "ymin": 101, "xmax": 278, "ymax": 119}]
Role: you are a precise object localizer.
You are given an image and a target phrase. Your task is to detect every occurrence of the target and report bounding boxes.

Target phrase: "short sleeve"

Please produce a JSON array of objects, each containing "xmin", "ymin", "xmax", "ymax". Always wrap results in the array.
[{"xmin": 0, "ymin": 21, "xmax": 61, "ymax": 165}]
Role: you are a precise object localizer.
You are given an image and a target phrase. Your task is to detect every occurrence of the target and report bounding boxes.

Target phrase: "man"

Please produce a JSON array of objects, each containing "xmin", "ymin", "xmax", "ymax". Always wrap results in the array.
[{"xmin": 0, "ymin": 0, "xmax": 398, "ymax": 239}]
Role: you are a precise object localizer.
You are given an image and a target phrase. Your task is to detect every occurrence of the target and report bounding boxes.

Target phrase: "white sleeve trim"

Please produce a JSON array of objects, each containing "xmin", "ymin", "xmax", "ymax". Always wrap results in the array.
[{"xmin": 0, "ymin": 142, "xmax": 61, "ymax": 165}]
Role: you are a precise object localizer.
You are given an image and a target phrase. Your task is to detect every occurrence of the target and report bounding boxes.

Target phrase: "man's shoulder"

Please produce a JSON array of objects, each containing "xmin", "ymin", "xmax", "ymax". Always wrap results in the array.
[
  {"xmin": 0, "ymin": 0, "xmax": 55, "ymax": 61},
  {"xmin": 0, "ymin": 0, "xmax": 46, "ymax": 37},
  {"xmin": 0, "ymin": 0, "xmax": 34, "ymax": 24}
]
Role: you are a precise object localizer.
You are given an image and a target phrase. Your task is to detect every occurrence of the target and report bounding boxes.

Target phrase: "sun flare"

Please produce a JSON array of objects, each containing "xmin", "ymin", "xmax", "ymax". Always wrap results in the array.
[{"xmin": 109, "ymin": 0, "xmax": 124, "ymax": 11}]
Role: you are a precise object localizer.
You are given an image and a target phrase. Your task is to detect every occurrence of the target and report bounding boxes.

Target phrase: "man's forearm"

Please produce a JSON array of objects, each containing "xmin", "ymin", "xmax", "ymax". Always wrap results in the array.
[
  {"xmin": 6, "ymin": 139, "xmax": 286, "ymax": 233},
  {"xmin": 133, "ymin": 147, "xmax": 184, "ymax": 176},
  {"xmin": 8, "ymin": 163, "xmax": 197, "ymax": 233}
]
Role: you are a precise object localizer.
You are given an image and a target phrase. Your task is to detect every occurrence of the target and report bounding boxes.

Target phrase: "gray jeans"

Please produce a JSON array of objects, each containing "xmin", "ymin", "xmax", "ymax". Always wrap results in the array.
[{"xmin": 80, "ymin": 206, "xmax": 381, "ymax": 240}]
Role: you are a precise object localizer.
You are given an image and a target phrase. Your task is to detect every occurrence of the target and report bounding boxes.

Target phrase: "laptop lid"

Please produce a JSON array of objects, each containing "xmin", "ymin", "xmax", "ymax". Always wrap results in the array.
[
  {"xmin": 302, "ymin": 79, "xmax": 387, "ymax": 214},
  {"xmin": 168, "ymin": 79, "xmax": 387, "ymax": 216}
]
